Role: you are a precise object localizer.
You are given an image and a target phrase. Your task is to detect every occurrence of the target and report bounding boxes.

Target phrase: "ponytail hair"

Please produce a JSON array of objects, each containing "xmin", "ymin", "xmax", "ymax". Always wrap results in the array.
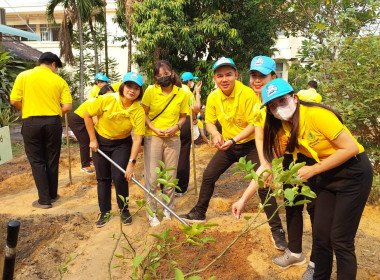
[{"xmin": 263, "ymin": 97, "xmax": 343, "ymax": 163}]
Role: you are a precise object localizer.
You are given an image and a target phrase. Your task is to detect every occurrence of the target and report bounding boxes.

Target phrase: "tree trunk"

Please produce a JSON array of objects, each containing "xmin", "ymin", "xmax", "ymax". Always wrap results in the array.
[
  {"xmin": 103, "ymin": 2, "xmax": 109, "ymax": 77},
  {"xmin": 125, "ymin": 0, "xmax": 133, "ymax": 72},
  {"xmin": 77, "ymin": 7, "xmax": 84, "ymax": 103},
  {"xmin": 89, "ymin": 18, "xmax": 99, "ymax": 73}
]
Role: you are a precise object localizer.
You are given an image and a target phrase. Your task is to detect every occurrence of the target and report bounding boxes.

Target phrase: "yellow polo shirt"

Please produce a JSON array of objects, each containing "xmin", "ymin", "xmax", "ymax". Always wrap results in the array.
[
  {"xmin": 87, "ymin": 92, "xmax": 145, "ymax": 140},
  {"xmin": 182, "ymin": 84, "xmax": 195, "ymax": 116},
  {"xmin": 281, "ymin": 105, "xmax": 364, "ymax": 162},
  {"xmin": 142, "ymin": 84, "xmax": 189, "ymax": 136},
  {"xmin": 205, "ymin": 81, "xmax": 258, "ymax": 144},
  {"xmin": 197, "ymin": 119, "xmax": 204, "ymax": 129},
  {"xmin": 88, "ymin": 84, "xmax": 101, "ymax": 99},
  {"xmin": 112, "ymin": 81, "xmax": 122, "ymax": 93},
  {"xmin": 297, "ymin": 88, "xmax": 322, "ymax": 103},
  {"xmin": 74, "ymin": 97, "xmax": 97, "ymax": 118},
  {"xmin": 10, "ymin": 66, "xmax": 72, "ymax": 119}
]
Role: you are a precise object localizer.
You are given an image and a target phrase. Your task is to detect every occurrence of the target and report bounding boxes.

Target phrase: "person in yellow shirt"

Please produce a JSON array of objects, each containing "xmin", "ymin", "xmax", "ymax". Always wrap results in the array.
[
  {"xmin": 233, "ymin": 78, "xmax": 372, "ymax": 280},
  {"xmin": 180, "ymin": 58, "xmax": 286, "ymax": 248},
  {"xmin": 68, "ymin": 85, "xmax": 114, "ymax": 174},
  {"xmin": 141, "ymin": 60, "xmax": 188, "ymax": 227},
  {"xmin": 84, "ymin": 72, "xmax": 145, "ymax": 228},
  {"xmin": 10, "ymin": 52, "xmax": 72, "ymax": 209},
  {"xmin": 176, "ymin": 72, "xmax": 202, "ymax": 196},
  {"xmin": 297, "ymin": 81, "xmax": 322, "ymax": 103},
  {"xmin": 88, "ymin": 73, "xmax": 110, "ymax": 99}
]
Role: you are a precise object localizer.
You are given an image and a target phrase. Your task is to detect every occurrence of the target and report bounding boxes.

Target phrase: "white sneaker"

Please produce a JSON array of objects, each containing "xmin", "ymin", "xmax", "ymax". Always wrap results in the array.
[
  {"xmin": 148, "ymin": 215, "xmax": 161, "ymax": 227},
  {"xmin": 162, "ymin": 209, "xmax": 171, "ymax": 221}
]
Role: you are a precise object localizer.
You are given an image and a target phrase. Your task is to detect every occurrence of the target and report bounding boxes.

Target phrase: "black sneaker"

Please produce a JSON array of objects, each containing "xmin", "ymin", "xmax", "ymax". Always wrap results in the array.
[
  {"xmin": 96, "ymin": 212, "xmax": 111, "ymax": 228},
  {"xmin": 50, "ymin": 194, "xmax": 60, "ymax": 203},
  {"xmin": 271, "ymin": 229, "xmax": 288, "ymax": 251},
  {"xmin": 121, "ymin": 209, "xmax": 132, "ymax": 225},
  {"xmin": 179, "ymin": 207, "xmax": 206, "ymax": 223}
]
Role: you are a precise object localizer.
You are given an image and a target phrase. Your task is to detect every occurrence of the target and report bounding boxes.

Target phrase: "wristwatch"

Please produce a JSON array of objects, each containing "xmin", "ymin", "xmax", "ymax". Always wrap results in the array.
[
  {"xmin": 129, "ymin": 159, "xmax": 136, "ymax": 164},
  {"xmin": 176, "ymin": 123, "xmax": 181, "ymax": 131},
  {"xmin": 229, "ymin": 138, "xmax": 236, "ymax": 145}
]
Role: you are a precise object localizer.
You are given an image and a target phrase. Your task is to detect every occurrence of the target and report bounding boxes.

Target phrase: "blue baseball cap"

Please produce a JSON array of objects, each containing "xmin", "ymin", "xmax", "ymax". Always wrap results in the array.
[
  {"xmin": 261, "ymin": 78, "xmax": 294, "ymax": 109},
  {"xmin": 250, "ymin": 56, "xmax": 276, "ymax": 75},
  {"xmin": 95, "ymin": 73, "xmax": 109, "ymax": 83},
  {"xmin": 213, "ymin": 57, "xmax": 237, "ymax": 72},
  {"xmin": 122, "ymin": 72, "xmax": 143, "ymax": 87},
  {"xmin": 181, "ymin": 72, "xmax": 198, "ymax": 82}
]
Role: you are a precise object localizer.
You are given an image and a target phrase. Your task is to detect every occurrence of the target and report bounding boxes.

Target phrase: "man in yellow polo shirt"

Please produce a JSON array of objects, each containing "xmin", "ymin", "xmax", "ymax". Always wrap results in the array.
[
  {"xmin": 297, "ymin": 81, "xmax": 322, "ymax": 103},
  {"xmin": 180, "ymin": 57, "xmax": 286, "ymax": 249},
  {"xmin": 10, "ymin": 52, "xmax": 72, "ymax": 209}
]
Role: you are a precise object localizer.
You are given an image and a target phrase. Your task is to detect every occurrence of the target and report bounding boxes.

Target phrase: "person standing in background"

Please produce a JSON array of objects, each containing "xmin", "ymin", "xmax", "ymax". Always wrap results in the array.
[
  {"xmin": 142, "ymin": 60, "xmax": 188, "ymax": 227},
  {"xmin": 297, "ymin": 81, "xmax": 322, "ymax": 103},
  {"xmin": 10, "ymin": 52, "xmax": 72, "ymax": 209},
  {"xmin": 176, "ymin": 72, "xmax": 202, "ymax": 196}
]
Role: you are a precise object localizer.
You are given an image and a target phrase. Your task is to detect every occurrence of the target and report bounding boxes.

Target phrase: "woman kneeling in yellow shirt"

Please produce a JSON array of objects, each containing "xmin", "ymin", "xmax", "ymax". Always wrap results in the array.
[
  {"xmin": 233, "ymin": 79, "xmax": 372, "ymax": 280},
  {"xmin": 84, "ymin": 72, "xmax": 145, "ymax": 228}
]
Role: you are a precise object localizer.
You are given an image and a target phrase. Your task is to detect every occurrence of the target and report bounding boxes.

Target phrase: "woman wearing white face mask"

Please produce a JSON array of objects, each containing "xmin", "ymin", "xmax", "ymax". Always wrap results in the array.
[{"xmin": 233, "ymin": 78, "xmax": 372, "ymax": 280}]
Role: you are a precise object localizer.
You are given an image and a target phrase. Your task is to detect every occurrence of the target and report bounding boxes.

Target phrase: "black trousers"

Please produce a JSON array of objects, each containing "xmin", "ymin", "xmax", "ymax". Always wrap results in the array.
[
  {"xmin": 313, "ymin": 152, "xmax": 372, "ymax": 280},
  {"xmin": 68, "ymin": 113, "xmax": 91, "ymax": 168},
  {"xmin": 22, "ymin": 116, "xmax": 62, "ymax": 205},
  {"xmin": 283, "ymin": 154, "xmax": 317, "ymax": 260},
  {"xmin": 92, "ymin": 132, "xmax": 132, "ymax": 213},
  {"xmin": 177, "ymin": 116, "xmax": 191, "ymax": 193},
  {"xmin": 195, "ymin": 140, "xmax": 283, "ymax": 232}
]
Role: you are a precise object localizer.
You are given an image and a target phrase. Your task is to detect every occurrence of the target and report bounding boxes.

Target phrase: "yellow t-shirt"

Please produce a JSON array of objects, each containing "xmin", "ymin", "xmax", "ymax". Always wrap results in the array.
[
  {"xmin": 182, "ymin": 84, "xmax": 195, "ymax": 116},
  {"xmin": 297, "ymin": 88, "xmax": 322, "ymax": 103},
  {"xmin": 197, "ymin": 119, "xmax": 204, "ymax": 129},
  {"xmin": 112, "ymin": 81, "xmax": 122, "ymax": 93},
  {"xmin": 141, "ymin": 84, "xmax": 189, "ymax": 136},
  {"xmin": 10, "ymin": 66, "xmax": 72, "ymax": 119},
  {"xmin": 205, "ymin": 81, "xmax": 259, "ymax": 144},
  {"xmin": 87, "ymin": 92, "xmax": 145, "ymax": 140},
  {"xmin": 74, "ymin": 97, "xmax": 97, "ymax": 118},
  {"xmin": 281, "ymin": 105, "xmax": 364, "ymax": 162},
  {"xmin": 88, "ymin": 84, "xmax": 101, "ymax": 99}
]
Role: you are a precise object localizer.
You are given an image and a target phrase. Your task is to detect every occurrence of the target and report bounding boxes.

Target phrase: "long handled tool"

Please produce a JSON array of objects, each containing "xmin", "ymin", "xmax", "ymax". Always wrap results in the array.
[
  {"xmin": 96, "ymin": 149, "xmax": 190, "ymax": 227},
  {"xmin": 65, "ymin": 114, "xmax": 72, "ymax": 185}
]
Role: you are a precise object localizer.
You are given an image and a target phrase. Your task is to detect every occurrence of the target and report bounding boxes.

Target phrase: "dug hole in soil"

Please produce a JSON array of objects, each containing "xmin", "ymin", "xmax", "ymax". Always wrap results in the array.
[{"xmin": 1, "ymin": 144, "xmax": 379, "ymax": 279}]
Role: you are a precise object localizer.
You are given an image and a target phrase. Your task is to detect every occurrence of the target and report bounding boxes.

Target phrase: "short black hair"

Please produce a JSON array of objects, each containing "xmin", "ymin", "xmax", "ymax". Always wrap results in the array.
[
  {"xmin": 308, "ymin": 81, "xmax": 318, "ymax": 90},
  {"xmin": 38, "ymin": 52, "xmax": 63, "ymax": 68},
  {"xmin": 99, "ymin": 85, "xmax": 114, "ymax": 95}
]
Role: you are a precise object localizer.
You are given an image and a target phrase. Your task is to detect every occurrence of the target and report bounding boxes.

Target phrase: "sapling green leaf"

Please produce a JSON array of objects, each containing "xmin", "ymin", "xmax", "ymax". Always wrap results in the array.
[
  {"xmin": 201, "ymin": 237, "xmax": 216, "ymax": 243},
  {"xmin": 143, "ymin": 274, "xmax": 152, "ymax": 280},
  {"xmin": 155, "ymin": 167, "xmax": 161, "ymax": 173},
  {"xmin": 133, "ymin": 255, "xmax": 144, "ymax": 268},
  {"xmin": 284, "ymin": 188, "xmax": 296, "ymax": 203},
  {"xmin": 115, "ymin": 254, "xmax": 124, "ymax": 258},
  {"xmin": 136, "ymin": 199, "xmax": 146, "ymax": 207},
  {"xmin": 244, "ymin": 216, "xmax": 251, "ymax": 221},
  {"xmin": 159, "ymin": 160, "xmax": 165, "ymax": 169},
  {"xmin": 175, "ymin": 268, "xmax": 185, "ymax": 280},
  {"xmin": 294, "ymin": 199, "xmax": 312, "ymax": 205},
  {"xmin": 146, "ymin": 206, "xmax": 154, "ymax": 217},
  {"xmin": 164, "ymin": 167, "xmax": 177, "ymax": 172},
  {"xmin": 161, "ymin": 193, "xmax": 171, "ymax": 203},
  {"xmin": 151, "ymin": 234, "xmax": 164, "ymax": 240}
]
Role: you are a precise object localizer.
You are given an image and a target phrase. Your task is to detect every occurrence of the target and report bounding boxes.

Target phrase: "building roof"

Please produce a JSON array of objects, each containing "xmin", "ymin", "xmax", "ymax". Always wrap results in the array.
[{"xmin": 2, "ymin": 34, "xmax": 42, "ymax": 61}]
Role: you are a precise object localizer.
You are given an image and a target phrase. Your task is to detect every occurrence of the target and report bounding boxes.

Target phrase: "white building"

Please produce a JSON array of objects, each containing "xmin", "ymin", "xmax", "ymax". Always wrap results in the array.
[{"xmin": 1, "ymin": 0, "xmax": 302, "ymax": 83}]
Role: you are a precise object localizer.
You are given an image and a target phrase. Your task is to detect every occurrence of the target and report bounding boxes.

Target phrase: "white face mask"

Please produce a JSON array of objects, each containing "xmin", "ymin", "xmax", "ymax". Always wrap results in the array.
[
  {"xmin": 272, "ymin": 101, "xmax": 297, "ymax": 121},
  {"xmin": 190, "ymin": 81, "xmax": 195, "ymax": 88}
]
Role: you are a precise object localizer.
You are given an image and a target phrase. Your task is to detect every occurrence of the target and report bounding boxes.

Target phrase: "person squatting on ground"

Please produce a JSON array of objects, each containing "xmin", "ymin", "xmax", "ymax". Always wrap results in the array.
[
  {"xmin": 68, "ymin": 85, "xmax": 115, "ymax": 174},
  {"xmin": 142, "ymin": 60, "xmax": 188, "ymax": 227},
  {"xmin": 88, "ymin": 72, "xmax": 110, "ymax": 99},
  {"xmin": 84, "ymin": 72, "xmax": 145, "ymax": 228},
  {"xmin": 180, "ymin": 57, "xmax": 287, "ymax": 251},
  {"xmin": 176, "ymin": 72, "xmax": 202, "ymax": 196},
  {"xmin": 233, "ymin": 78, "xmax": 372, "ymax": 280},
  {"xmin": 10, "ymin": 52, "xmax": 72, "ymax": 209}
]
